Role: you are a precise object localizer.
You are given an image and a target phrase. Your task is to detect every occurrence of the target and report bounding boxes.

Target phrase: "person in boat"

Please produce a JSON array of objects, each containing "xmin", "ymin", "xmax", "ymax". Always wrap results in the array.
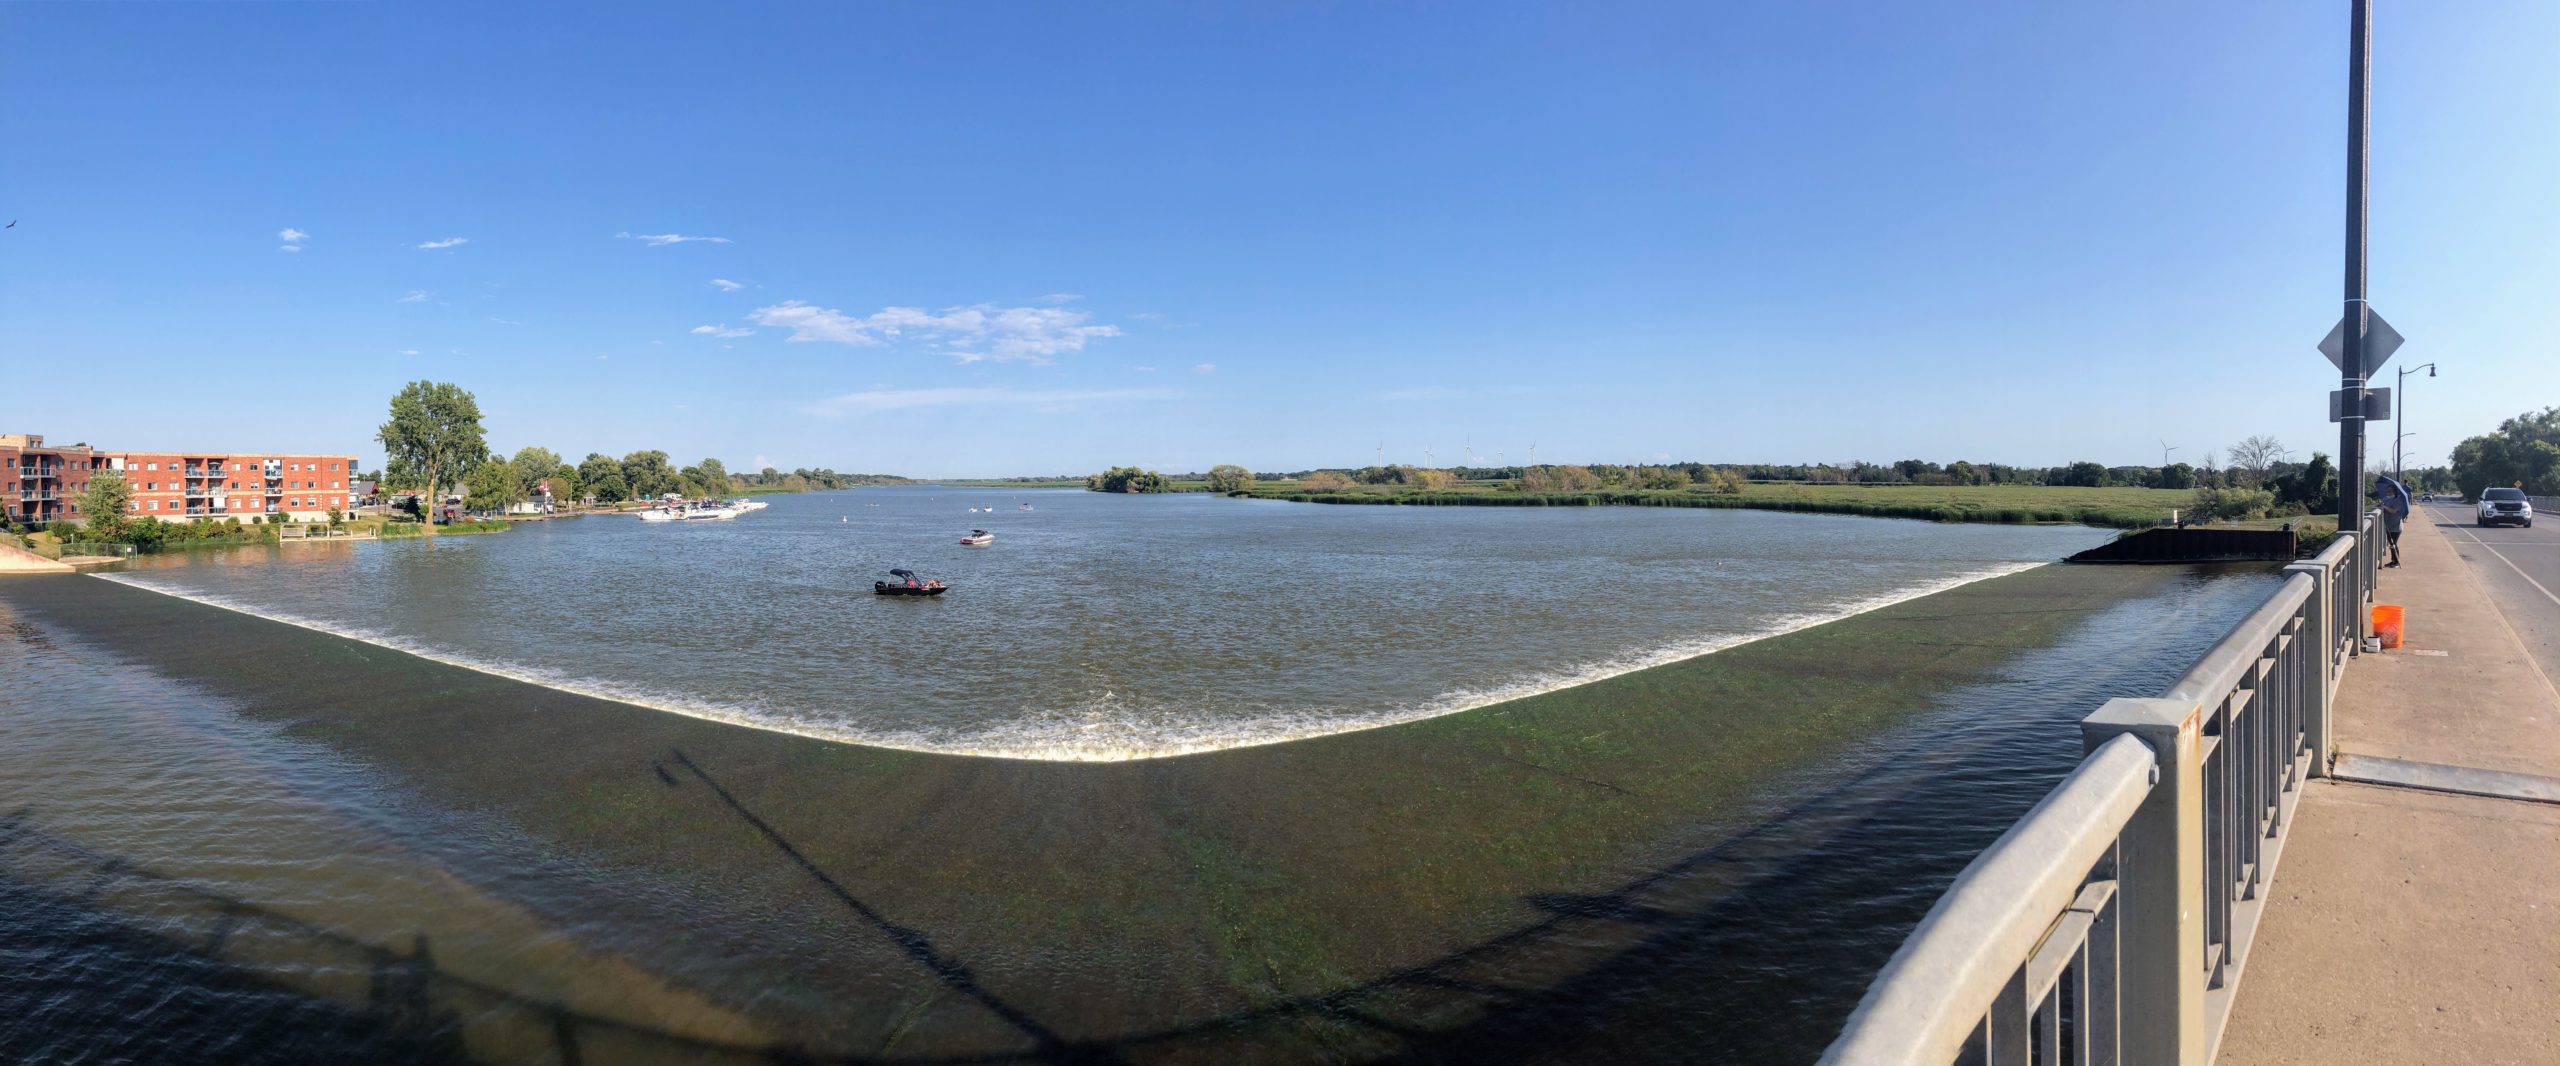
[
  {"xmin": 906, "ymin": 574, "xmax": 922, "ymax": 589},
  {"xmin": 925, "ymin": 579, "xmax": 943, "ymax": 590}
]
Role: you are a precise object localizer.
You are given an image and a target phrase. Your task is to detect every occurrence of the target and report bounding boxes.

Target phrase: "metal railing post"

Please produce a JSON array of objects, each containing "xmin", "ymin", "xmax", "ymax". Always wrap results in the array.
[
  {"xmin": 2282, "ymin": 560, "xmax": 2336, "ymax": 777},
  {"xmin": 2083, "ymin": 697, "xmax": 2207, "ymax": 1066}
]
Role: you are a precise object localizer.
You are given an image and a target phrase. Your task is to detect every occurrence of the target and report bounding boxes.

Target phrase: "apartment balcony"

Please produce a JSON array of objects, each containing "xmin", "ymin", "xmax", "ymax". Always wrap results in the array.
[
  {"xmin": 17, "ymin": 467, "xmax": 60, "ymax": 479},
  {"xmin": 19, "ymin": 491, "xmax": 58, "ymax": 502}
]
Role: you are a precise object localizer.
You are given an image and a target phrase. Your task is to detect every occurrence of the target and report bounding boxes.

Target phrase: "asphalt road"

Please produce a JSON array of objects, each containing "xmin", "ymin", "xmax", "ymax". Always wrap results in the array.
[{"xmin": 2422, "ymin": 501, "xmax": 2560, "ymax": 687}]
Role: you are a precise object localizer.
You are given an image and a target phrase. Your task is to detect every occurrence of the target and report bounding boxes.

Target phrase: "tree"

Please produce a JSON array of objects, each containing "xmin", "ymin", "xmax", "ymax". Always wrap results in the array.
[
  {"xmin": 2057, "ymin": 461, "xmax": 2109, "ymax": 488},
  {"xmin": 465, "ymin": 458, "xmax": 525, "ymax": 515},
  {"xmin": 2156, "ymin": 462, "xmax": 2196, "ymax": 490},
  {"xmin": 75, "ymin": 470, "xmax": 133, "ymax": 537},
  {"xmin": 377, "ymin": 381, "xmax": 488, "ymax": 536},
  {"xmin": 1085, "ymin": 466, "xmax": 1169, "ymax": 493},
  {"xmin": 578, "ymin": 453, "xmax": 628, "ymax": 503},
  {"xmin": 620, "ymin": 450, "xmax": 677, "ymax": 498},
  {"xmin": 2225, "ymin": 435, "xmax": 2290, "ymax": 490},
  {"xmin": 1205, "ymin": 464, "xmax": 1255, "ymax": 493},
  {"xmin": 1945, "ymin": 460, "xmax": 1980, "ymax": 486},
  {"xmin": 2449, "ymin": 407, "xmax": 2560, "ymax": 499}
]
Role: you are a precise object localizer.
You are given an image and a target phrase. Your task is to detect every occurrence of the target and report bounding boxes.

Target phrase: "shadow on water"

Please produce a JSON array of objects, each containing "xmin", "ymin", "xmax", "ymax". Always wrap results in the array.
[{"xmin": 648, "ymin": 718, "xmax": 2072, "ymax": 1065}]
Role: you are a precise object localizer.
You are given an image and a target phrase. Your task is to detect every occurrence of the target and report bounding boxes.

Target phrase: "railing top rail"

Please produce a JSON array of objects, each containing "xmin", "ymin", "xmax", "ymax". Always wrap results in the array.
[
  {"xmin": 2163, "ymin": 572, "xmax": 2315, "ymax": 705},
  {"xmin": 1818, "ymin": 733, "xmax": 2157, "ymax": 1065},
  {"xmin": 2307, "ymin": 530, "xmax": 2357, "ymax": 568}
]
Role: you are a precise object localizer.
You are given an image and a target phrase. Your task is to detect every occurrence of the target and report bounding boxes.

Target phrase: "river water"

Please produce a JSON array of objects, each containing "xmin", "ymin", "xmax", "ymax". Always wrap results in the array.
[
  {"xmin": 95, "ymin": 487, "xmax": 2113, "ymax": 760},
  {"xmin": 0, "ymin": 493, "xmax": 2281, "ymax": 1063}
]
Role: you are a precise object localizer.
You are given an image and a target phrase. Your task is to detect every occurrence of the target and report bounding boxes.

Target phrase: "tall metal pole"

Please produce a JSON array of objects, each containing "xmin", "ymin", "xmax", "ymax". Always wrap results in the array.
[
  {"xmin": 2394, "ymin": 363, "xmax": 2406, "ymax": 482},
  {"xmin": 2339, "ymin": 0, "xmax": 2372, "ymax": 531}
]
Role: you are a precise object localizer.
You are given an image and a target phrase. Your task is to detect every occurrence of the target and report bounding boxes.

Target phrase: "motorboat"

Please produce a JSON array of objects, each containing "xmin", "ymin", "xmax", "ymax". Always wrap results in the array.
[
  {"xmin": 959, "ymin": 529, "xmax": 994, "ymax": 546},
  {"xmin": 637, "ymin": 499, "xmax": 742, "ymax": 522},
  {"xmin": 729, "ymin": 497, "xmax": 769, "ymax": 512},
  {"xmin": 875, "ymin": 569, "xmax": 948, "ymax": 596}
]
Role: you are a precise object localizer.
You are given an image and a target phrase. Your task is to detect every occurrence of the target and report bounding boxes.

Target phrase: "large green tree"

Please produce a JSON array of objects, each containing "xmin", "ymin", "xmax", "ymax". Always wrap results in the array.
[
  {"xmin": 465, "ymin": 457, "xmax": 525, "ymax": 515},
  {"xmin": 75, "ymin": 469, "xmax": 133, "ymax": 536},
  {"xmin": 1204, "ymin": 464, "xmax": 1255, "ymax": 493},
  {"xmin": 620, "ymin": 450, "xmax": 677, "ymax": 499},
  {"xmin": 377, "ymin": 381, "xmax": 488, "ymax": 534},
  {"xmin": 578, "ymin": 453, "xmax": 629, "ymax": 503},
  {"xmin": 2449, "ymin": 407, "xmax": 2560, "ymax": 499}
]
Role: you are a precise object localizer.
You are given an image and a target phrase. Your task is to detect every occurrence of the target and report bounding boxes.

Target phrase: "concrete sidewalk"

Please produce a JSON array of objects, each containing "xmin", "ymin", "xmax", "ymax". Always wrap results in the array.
[{"xmin": 2218, "ymin": 516, "xmax": 2560, "ymax": 1064}]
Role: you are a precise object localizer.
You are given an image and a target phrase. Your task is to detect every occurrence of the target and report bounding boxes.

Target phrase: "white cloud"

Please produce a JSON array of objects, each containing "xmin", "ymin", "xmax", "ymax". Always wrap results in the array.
[
  {"xmin": 401, "ymin": 349, "xmax": 421, "ymax": 356},
  {"xmin": 400, "ymin": 290, "xmax": 430, "ymax": 302},
  {"xmin": 617, "ymin": 231, "xmax": 730, "ymax": 247},
  {"xmin": 799, "ymin": 386, "xmax": 1174, "ymax": 418},
  {"xmin": 747, "ymin": 300, "xmax": 1122, "ymax": 363},
  {"xmin": 689, "ymin": 324, "xmax": 755, "ymax": 338},
  {"xmin": 1192, "ymin": 362, "xmax": 1217, "ymax": 375},
  {"xmin": 1037, "ymin": 292, "xmax": 1082, "ymax": 304},
  {"xmin": 753, "ymin": 454, "xmax": 771, "ymax": 469},
  {"xmin": 279, "ymin": 228, "xmax": 308, "ymax": 243},
  {"xmin": 708, "ymin": 278, "xmax": 744, "ymax": 292},
  {"xmin": 488, "ymin": 316, "xmax": 526, "ymax": 325},
  {"xmin": 416, "ymin": 237, "xmax": 468, "ymax": 250},
  {"xmin": 278, "ymin": 245, "xmax": 303, "ymax": 253}
]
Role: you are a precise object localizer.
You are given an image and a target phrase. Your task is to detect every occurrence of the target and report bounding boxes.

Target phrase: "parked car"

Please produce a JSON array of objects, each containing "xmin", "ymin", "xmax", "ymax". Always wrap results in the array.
[{"xmin": 2477, "ymin": 487, "xmax": 2533, "ymax": 528}]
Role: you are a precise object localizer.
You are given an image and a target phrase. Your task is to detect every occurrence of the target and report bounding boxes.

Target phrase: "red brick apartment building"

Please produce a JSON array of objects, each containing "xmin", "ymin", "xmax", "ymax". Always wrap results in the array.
[
  {"xmin": 4, "ymin": 433, "xmax": 360, "ymax": 528},
  {"xmin": 1, "ymin": 434, "xmax": 104, "ymax": 527}
]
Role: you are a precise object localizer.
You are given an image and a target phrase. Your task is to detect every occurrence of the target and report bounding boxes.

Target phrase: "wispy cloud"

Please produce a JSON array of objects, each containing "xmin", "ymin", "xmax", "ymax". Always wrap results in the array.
[
  {"xmin": 401, "ymin": 349, "xmax": 421, "ymax": 356},
  {"xmin": 488, "ymin": 316, "xmax": 526, "ymax": 325},
  {"xmin": 1037, "ymin": 292, "xmax": 1082, "ymax": 304},
  {"xmin": 278, "ymin": 245, "xmax": 303, "ymax": 253},
  {"xmin": 799, "ymin": 386, "xmax": 1174, "ymax": 418},
  {"xmin": 618, "ymin": 231, "xmax": 730, "ymax": 247},
  {"xmin": 400, "ymin": 290, "xmax": 430, "ymax": 302},
  {"xmin": 709, "ymin": 278, "xmax": 744, "ymax": 292},
  {"xmin": 690, "ymin": 324, "xmax": 755, "ymax": 338},
  {"xmin": 747, "ymin": 300, "xmax": 1122, "ymax": 363},
  {"xmin": 279, "ymin": 227, "xmax": 308, "ymax": 243},
  {"xmin": 1131, "ymin": 311, "xmax": 1198, "ymax": 329},
  {"xmin": 1192, "ymin": 362, "xmax": 1217, "ymax": 375},
  {"xmin": 416, "ymin": 237, "xmax": 468, "ymax": 250}
]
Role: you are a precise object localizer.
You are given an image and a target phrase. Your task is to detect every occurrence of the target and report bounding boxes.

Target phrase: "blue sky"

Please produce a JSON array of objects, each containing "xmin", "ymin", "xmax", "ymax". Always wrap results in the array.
[{"xmin": 4, "ymin": 2, "xmax": 2553, "ymax": 477}]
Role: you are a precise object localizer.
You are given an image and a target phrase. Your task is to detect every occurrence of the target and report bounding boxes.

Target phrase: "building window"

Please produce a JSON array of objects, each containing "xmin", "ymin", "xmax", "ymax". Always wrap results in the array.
[{"xmin": 147, "ymin": 501, "xmax": 158, "ymax": 510}]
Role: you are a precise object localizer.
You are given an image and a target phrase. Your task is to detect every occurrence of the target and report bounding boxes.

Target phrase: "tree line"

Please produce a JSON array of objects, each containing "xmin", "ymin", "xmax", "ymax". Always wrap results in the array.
[
  {"xmin": 2449, "ymin": 407, "xmax": 2559, "ymax": 499},
  {"xmin": 374, "ymin": 380, "xmax": 903, "ymax": 521}
]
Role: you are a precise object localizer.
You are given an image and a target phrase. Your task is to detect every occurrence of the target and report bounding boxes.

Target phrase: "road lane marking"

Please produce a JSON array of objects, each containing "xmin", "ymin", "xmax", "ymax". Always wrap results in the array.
[{"xmin": 2450, "ymin": 526, "xmax": 2560, "ymax": 610}]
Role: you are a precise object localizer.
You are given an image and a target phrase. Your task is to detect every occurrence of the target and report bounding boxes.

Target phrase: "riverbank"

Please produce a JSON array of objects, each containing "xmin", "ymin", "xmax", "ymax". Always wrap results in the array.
[{"xmin": 0, "ymin": 561, "xmax": 2277, "ymax": 1061}]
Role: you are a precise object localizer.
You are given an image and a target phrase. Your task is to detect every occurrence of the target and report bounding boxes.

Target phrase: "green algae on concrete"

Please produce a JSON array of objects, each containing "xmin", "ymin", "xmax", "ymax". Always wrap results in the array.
[{"xmin": 0, "ymin": 562, "xmax": 2195, "ymax": 1059}]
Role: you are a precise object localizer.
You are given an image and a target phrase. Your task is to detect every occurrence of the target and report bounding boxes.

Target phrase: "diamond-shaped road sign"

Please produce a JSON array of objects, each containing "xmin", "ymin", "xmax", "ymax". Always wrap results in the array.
[{"xmin": 2318, "ymin": 309, "xmax": 2405, "ymax": 376}]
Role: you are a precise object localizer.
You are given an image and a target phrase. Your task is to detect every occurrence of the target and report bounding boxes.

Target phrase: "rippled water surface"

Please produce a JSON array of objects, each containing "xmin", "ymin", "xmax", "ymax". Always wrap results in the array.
[
  {"xmin": 0, "ymin": 498, "xmax": 2285, "ymax": 1064},
  {"xmin": 101, "ymin": 488, "xmax": 2114, "ymax": 758}
]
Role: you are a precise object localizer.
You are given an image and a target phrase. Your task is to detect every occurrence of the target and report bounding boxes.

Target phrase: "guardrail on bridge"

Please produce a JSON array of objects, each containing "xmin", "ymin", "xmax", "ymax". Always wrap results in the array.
[{"xmin": 1819, "ymin": 510, "xmax": 2382, "ymax": 1066}]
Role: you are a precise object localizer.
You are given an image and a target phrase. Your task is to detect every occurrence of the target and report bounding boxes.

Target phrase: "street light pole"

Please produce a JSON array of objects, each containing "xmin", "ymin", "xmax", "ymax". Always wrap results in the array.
[
  {"xmin": 2339, "ymin": 0, "xmax": 2373, "ymax": 533},
  {"xmin": 2393, "ymin": 361, "xmax": 2436, "ymax": 483}
]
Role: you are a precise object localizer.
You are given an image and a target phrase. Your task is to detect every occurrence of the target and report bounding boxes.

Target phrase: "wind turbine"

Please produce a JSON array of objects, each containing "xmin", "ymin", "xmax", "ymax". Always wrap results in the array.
[
  {"xmin": 2161, "ymin": 440, "xmax": 2179, "ymax": 468},
  {"xmin": 1423, "ymin": 446, "xmax": 1434, "ymax": 469}
]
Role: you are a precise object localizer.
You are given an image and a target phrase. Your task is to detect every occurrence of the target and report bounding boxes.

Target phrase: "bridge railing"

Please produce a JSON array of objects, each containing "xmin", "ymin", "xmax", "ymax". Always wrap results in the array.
[{"xmin": 1819, "ymin": 514, "xmax": 2375, "ymax": 1066}]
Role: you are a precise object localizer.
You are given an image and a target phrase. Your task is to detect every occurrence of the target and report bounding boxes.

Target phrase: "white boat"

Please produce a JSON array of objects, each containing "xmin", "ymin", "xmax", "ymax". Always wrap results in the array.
[
  {"xmin": 636, "ymin": 499, "xmax": 743, "ymax": 522},
  {"xmin": 959, "ymin": 529, "xmax": 994, "ymax": 546},
  {"xmin": 730, "ymin": 498, "xmax": 769, "ymax": 512}
]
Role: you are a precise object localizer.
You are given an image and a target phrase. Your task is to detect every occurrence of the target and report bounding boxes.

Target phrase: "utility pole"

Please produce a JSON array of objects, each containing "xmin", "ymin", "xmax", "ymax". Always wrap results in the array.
[{"xmin": 2338, "ymin": 0, "xmax": 2372, "ymax": 533}]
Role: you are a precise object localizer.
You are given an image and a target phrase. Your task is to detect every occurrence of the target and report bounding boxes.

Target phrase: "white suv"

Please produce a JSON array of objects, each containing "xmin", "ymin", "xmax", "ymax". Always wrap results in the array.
[{"xmin": 2477, "ymin": 487, "xmax": 2534, "ymax": 528}]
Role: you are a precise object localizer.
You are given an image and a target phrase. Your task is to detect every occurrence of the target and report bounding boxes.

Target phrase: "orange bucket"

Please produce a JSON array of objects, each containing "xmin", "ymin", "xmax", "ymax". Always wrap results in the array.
[{"xmin": 2372, "ymin": 604, "xmax": 2406, "ymax": 650}]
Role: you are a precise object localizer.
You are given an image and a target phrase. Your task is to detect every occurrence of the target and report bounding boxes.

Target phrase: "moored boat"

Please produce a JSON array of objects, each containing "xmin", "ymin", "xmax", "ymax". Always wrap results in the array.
[{"xmin": 959, "ymin": 529, "xmax": 994, "ymax": 546}]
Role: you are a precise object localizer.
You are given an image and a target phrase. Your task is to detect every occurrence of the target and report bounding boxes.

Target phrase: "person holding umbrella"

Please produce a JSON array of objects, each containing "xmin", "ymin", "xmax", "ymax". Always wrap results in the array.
[{"xmin": 2376, "ymin": 475, "xmax": 2413, "ymax": 568}]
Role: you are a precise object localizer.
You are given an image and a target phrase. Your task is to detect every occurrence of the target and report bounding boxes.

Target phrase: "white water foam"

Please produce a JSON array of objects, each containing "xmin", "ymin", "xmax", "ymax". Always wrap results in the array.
[{"xmin": 94, "ymin": 562, "xmax": 2044, "ymax": 763}]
